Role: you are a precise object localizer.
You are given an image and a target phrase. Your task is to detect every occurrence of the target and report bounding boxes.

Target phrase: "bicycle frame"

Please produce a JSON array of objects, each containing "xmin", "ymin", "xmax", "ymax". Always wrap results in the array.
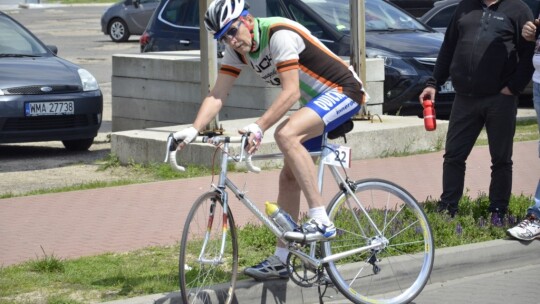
[{"xmin": 182, "ymin": 133, "xmax": 385, "ymax": 269}]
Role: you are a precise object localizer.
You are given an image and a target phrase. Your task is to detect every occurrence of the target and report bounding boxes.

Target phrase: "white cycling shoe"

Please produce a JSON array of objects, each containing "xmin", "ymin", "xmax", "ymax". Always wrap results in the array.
[{"xmin": 284, "ymin": 218, "xmax": 337, "ymax": 242}]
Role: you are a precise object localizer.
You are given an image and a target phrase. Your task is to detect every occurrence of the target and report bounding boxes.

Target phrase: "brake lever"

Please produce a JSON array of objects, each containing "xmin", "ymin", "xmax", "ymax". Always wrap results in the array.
[{"xmin": 164, "ymin": 133, "xmax": 176, "ymax": 163}]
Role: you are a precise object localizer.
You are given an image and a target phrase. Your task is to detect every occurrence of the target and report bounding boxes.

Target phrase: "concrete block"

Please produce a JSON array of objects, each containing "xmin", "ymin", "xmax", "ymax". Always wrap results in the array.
[
  {"xmin": 111, "ymin": 116, "xmax": 449, "ymax": 167},
  {"xmin": 365, "ymin": 58, "xmax": 385, "ymax": 82}
]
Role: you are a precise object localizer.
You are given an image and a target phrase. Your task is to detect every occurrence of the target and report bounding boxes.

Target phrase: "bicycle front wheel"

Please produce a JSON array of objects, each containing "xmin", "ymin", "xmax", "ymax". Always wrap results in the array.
[
  {"xmin": 323, "ymin": 178, "xmax": 434, "ymax": 304},
  {"xmin": 179, "ymin": 191, "xmax": 238, "ymax": 304}
]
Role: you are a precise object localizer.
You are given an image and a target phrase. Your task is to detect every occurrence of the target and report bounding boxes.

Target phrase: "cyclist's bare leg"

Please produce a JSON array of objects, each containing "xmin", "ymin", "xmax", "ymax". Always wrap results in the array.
[
  {"xmin": 276, "ymin": 160, "xmax": 302, "ymax": 247},
  {"xmin": 278, "ymin": 161, "xmax": 302, "ymax": 220},
  {"xmin": 274, "ymin": 107, "xmax": 325, "ymax": 211}
]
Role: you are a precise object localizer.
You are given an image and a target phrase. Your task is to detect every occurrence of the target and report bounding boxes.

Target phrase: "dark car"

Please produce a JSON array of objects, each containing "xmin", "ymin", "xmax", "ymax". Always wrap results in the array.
[
  {"xmin": 141, "ymin": 0, "xmax": 453, "ymax": 116},
  {"xmin": 140, "ymin": 0, "xmax": 201, "ymax": 53},
  {"xmin": 418, "ymin": 0, "xmax": 459, "ymax": 33},
  {"xmin": 388, "ymin": 0, "xmax": 438, "ymax": 17},
  {"xmin": 0, "ymin": 11, "xmax": 103, "ymax": 151},
  {"xmin": 101, "ymin": 0, "xmax": 159, "ymax": 42}
]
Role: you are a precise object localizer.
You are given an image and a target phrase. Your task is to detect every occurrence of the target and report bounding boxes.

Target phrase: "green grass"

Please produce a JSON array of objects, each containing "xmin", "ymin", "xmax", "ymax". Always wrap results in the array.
[{"xmin": 0, "ymin": 245, "xmax": 179, "ymax": 303}]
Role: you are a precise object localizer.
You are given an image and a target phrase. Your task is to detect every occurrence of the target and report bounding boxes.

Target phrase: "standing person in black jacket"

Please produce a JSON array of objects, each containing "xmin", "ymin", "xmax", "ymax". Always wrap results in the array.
[{"xmin": 419, "ymin": 0, "xmax": 535, "ymax": 225}]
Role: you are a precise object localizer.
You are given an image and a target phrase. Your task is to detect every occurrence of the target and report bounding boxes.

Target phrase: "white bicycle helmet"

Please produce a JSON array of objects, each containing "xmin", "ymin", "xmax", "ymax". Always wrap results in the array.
[{"xmin": 204, "ymin": 0, "xmax": 249, "ymax": 40}]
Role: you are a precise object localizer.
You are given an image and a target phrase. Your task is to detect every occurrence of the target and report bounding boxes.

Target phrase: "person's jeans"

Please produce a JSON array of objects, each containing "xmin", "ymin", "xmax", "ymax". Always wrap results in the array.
[
  {"xmin": 528, "ymin": 180, "xmax": 540, "ymax": 219},
  {"xmin": 526, "ymin": 82, "xmax": 540, "ymax": 218},
  {"xmin": 441, "ymin": 93, "xmax": 518, "ymax": 214}
]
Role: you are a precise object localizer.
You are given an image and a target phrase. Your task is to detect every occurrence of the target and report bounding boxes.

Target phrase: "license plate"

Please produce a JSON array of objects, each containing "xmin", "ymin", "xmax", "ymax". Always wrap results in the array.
[
  {"xmin": 25, "ymin": 101, "xmax": 74, "ymax": 116},
  {"xmin": 439, "ymin": 81, "xmax": 455, "ymax": 94}
]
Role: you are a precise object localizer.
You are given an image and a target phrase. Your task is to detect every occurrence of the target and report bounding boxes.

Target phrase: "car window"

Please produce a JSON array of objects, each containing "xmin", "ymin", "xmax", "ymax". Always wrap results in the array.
[
  {"xmin": 266, "ymin": 0, "xmax": 289, "ymax": 17},
  {"xmin": 296, "ymin": 0, "xmax": 350, "ymax": 34},
  {"xmin": 159, "ymin": 0, "xmax": 199, "ymax": 27},
  {"xmin": 364, "ymin": 0, "xmax": 427, "ymax": 31},
  {"xmin": 298, "ymin": 0, "xmax": 429, "ymax": 32},
  {"xmin": 0, "ymin": 16, "xmax": 48, "ymax": 55},
  {"xmin": 288, "ymin": 4, "xmax": 333, "ymax": 40},
  {"xmin": 425, "ymin": 5, "xmax": 457, "ymax": 28}
]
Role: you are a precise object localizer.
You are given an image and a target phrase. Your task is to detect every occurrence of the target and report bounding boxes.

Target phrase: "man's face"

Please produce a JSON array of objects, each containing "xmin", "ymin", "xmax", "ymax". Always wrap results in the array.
[{"xmin": 220, "ymin": 18, "xmax": 251, "ymax": 54}]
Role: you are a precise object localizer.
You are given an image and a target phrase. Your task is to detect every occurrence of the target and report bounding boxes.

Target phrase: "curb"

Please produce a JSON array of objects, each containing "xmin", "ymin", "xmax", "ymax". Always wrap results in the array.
[{"xmin": 102, "ymin": 239, "xmax": 540, "ymax": 304}]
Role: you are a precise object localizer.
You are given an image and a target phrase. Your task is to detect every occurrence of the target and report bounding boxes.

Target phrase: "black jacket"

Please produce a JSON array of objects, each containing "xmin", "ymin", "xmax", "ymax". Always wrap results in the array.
[{"xmin": 427, "ymin": 0, "xmax": 535, "ymax": 96}]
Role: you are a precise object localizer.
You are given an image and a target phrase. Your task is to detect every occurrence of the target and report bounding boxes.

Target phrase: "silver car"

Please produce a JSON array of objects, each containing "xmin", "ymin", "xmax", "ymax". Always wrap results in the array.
[{"xmin": 100, "ymin": 0, "xmax": 159, "ymax": 42}]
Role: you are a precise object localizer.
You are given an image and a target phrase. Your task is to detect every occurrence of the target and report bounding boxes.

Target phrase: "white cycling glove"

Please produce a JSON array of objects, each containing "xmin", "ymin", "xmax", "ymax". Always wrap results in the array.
[
  {"xmin": 173, "ymin": 126, "xmax": 198, "ymax": 144},
  {"xmin": 242, "ymin": 123, "xmax": 264, "ymax": 143}
]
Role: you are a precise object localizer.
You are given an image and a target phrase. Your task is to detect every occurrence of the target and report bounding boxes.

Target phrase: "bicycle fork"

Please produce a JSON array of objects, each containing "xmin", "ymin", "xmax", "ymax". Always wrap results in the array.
[{"xmin": 198, "ymin": 192, "xmax": 229, "ymax": 266}]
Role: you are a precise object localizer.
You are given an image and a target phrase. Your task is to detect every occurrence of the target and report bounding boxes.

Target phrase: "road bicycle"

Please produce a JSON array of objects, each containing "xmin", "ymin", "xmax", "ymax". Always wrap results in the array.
[{"xmin": 165, "ymin": 132, "xmax": 434, "ymax": 304}]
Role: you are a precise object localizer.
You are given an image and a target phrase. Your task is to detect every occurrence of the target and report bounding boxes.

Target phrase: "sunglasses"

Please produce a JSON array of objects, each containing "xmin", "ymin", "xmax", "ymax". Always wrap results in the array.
[{"xmin": 219, "ymin": 20, "xmax": 243, "ymax": 43}]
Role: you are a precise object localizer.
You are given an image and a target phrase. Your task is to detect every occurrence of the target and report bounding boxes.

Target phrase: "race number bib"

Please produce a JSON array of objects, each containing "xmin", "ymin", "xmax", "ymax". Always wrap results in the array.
[{"xmin": 322, "ymin": 144, "xmax": 351, "ymax": 168}]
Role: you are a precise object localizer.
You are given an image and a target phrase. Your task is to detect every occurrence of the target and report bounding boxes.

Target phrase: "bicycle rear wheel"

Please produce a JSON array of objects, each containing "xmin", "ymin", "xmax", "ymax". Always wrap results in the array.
[
  {"xmin": 323, "ymin": 178, "xmax": 434, "ymax": 304},
  {"xmin": 179, "ymin": 191, "xmax": 238, "ymax": 304}
]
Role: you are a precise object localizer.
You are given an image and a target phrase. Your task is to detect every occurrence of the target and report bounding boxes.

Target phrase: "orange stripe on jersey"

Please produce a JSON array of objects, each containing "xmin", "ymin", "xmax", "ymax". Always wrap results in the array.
[
  {"xmin": 299, "ymin": 64, "xmax": 342, "ymax": 91},
  {"xmin": 277, "ymin": 59, "xmax": 299, "ymax": 73},
  {"xmin": 220, "ymin": 65, "xmax": 241, "ymax": 77},
  {"xmin": 269, "ymin": 22, "xmax": 348, "ymax": 68}
]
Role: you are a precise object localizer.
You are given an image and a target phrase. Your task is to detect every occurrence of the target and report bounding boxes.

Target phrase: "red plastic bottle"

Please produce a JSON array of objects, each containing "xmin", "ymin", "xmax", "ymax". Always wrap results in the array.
[{"xmin": 422, "ymin": 98, "xmax": 436, "ymax": 131}]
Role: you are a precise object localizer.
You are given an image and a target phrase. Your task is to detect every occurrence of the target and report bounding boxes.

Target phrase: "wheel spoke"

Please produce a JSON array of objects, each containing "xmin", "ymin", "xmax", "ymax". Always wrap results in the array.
[{"xmin": 324, "ymin": 179, "xmax": 434, "ymax": 304}]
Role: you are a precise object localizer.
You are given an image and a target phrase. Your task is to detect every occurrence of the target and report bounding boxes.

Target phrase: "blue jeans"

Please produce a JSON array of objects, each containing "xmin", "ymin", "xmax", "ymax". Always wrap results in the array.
[
  {"xmin": 528, "ymin": 82, "xmax": 540, "ymax": 218},
  {"xmin": 528, "ymin": 181, "xmax": 540, "ymax": 218}
]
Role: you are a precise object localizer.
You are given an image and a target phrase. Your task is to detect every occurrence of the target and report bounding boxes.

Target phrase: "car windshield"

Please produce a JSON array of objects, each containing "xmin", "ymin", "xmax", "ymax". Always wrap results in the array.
[
  {"xmin": 0, "ymin": 15, "xmax": 49, "ymax": 56},
  {"xmin": 298, "ymin": 0, "xmax": 429, "ymax": 33}
]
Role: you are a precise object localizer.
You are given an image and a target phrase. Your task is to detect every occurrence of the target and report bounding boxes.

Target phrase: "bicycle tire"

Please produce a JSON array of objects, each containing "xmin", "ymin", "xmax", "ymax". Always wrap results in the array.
[
  {"xmin": 179, "ymin": 191, "xmax": 238, "ymax": 304},
  {"xmin": 323, "ymin": 178, "xmax": 434, "ymax": 304}
]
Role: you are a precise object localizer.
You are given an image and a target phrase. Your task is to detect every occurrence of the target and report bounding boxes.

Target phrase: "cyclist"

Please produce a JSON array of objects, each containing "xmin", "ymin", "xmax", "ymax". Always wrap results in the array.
[{"xmin": 173, "ymin": 0, "xmax": 366, "ymax": 280}]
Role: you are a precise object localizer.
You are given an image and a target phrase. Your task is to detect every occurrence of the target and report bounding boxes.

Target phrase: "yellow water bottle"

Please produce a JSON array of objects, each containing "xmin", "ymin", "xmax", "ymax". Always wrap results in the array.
[{"xmin": 265, "ymin": 202, "xmax": 298, "ymax": 232}]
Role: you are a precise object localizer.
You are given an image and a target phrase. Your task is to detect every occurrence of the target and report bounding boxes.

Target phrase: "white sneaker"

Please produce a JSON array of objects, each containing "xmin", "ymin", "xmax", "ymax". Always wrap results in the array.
[{"xmin": 507, "ymin": 214, "xmax": 540, "ymax": 241}]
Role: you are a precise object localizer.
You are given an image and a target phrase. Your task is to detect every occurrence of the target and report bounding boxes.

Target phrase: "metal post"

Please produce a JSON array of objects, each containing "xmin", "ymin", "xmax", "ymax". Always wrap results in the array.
[
  {"xmin": 199, "ymin": 0, "xmax": 219, "ymax": 133},
  {"xmin": 350, "ymin": 0, "xmax": 368, "ymax": 118}
]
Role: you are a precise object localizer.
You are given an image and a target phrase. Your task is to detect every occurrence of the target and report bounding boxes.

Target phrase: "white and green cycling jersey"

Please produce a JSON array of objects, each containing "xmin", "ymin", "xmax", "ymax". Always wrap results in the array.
[{"xmin": 219, "ymin": 16, "xmax": 364, "ymax": 106}]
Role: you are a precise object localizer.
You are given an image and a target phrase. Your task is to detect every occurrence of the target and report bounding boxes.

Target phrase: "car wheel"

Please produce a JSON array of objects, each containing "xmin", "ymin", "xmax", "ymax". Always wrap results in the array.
[
  {"xmin": 62, "ymin": 138, "xmax": 94, "ymax": 151},
  {"xmin": 108, "ymin": 18, "xmax": 130, "ymax": 42}
]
